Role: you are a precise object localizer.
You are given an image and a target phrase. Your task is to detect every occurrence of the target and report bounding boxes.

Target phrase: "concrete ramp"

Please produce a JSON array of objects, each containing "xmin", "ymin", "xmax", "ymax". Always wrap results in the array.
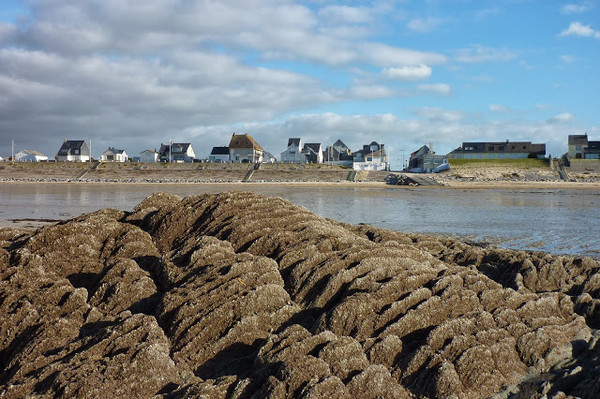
[{"xmin": 386, "ymin": 173, "xmax": 442, "ymax": 186}]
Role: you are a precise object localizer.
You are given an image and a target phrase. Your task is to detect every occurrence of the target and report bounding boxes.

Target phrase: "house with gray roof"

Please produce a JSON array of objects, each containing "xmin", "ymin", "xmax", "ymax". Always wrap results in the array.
[
  {"xmin": 100, "ymin": 147, "xmax": 128, "ymax": 162},
  {"xmin": 55, "ymin": 140, "xmax": 91, "ymax": 162},
  {"xmin": 158, "ymin": 142, "xmax": 195, "ymax": 162}
]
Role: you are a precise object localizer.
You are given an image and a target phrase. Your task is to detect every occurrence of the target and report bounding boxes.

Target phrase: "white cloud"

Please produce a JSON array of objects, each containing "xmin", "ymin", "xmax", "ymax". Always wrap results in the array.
[
  {"xmin": 382, "ymin": 64, "xmax": 432, "ymax": 81},
  {"xmin": 318, "ymin": 5, "xmax": 372, "ymax": 24},
  {"xmin": 454, "ymin": 45, "xmax": 517, "ymax": 63},
  {"xmin": 560, "ymin": 54, "xmax": 577, "ymax": 63},
  {"xmin": 559, "ymin": 22, "xmax": 600, "ymax": 39},
  {"xmin": 560, "ymin": 2, "xmax": 594, "ymax": 14},
  {"xmin": 407, "ymin": 17, "xmax": 446, "ymax": 33},
  {"xmin": 547, "ymin": 113, "xmax": 574, "ymax": 123},
  {"xmin": 413, "ymin": 107, "xmax": 465, "ymax": 122},
  {"xmin": 360, "ymin": 43, "xmax": 447, "ymax": 67},
  {"xmin": 417, "ymin": 83, "xmax": 451, "ymax": 95},
  {"xmin": 490, "ymin": 104, "xmax": 512, "ymax": 113}
]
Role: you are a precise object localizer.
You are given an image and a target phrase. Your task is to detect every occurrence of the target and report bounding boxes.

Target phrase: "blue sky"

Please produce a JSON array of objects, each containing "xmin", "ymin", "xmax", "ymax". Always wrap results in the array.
[{"xmin": 0, "ymin": 0, "xmax": 598, "ymax": 168}]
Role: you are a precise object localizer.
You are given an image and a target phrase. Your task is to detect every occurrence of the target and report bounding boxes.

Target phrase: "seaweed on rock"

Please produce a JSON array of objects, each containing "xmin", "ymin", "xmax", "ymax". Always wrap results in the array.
[{"xmin": 1, "ymin": 191, "xmax": 599, "ymax": 398}]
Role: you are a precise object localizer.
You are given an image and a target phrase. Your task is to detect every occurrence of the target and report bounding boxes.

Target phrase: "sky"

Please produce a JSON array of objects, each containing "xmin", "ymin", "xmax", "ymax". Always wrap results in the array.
[{"xmin": 0, "ymin": 0, "xmax": 598, "ymax": 169}]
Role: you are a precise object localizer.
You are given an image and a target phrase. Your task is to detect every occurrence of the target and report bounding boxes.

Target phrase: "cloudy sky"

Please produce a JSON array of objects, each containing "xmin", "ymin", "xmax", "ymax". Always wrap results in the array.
[{"xmin": 0, "ymin": 0, "xmax": 598, "ymax": 168}]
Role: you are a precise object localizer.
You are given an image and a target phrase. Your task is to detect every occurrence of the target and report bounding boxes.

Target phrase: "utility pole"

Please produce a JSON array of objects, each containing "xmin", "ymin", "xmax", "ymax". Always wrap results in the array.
[
  {"xmin": 11, "ymin": 139, "xmax": 14, "ymax": 164},
  {"xmin": 169, "ymin": 139, "xmax": 172, "ymax": 163}
]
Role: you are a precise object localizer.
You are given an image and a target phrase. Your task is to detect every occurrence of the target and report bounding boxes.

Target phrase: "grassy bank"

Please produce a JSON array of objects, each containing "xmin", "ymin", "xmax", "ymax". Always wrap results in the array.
[
  {"xmin": 448, "ymin": 158, "xmax": 550, "ymax": 168},
  {"xmin": 0, "ymin": 161, "xmax": 390, "ymax": 183}
]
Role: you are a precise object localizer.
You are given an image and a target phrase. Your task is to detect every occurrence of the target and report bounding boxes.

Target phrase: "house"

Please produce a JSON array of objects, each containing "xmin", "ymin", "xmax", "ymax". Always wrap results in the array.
[
  {"xmin": 15, "ymin": 150, "xmax": 48, "ymax": 162},
  {"xmin": 100, "ymin": 147, "xmax": 128, "ymax": 162},
  {"xmin": 323, "ymin": 139, "xmax": 353, "ymax": 167},
  {"xmin": 352, "ymin": 141, "xmax": 388, "ymax": 171},
  {"xmin": 209, "ymin": 146, "xmax": 230, "ymax": 163},
  {"xmin": 158, "ymin": 142, "xmax": 195, "ymax": 162},
  {"xmin": 408, "ymin": 145, "xmax": 448, "ymax": 173},
  {"xmin": 568, "ymin": 134, "xmax": 600, "ymax": 159},
  {"xmin": 55, "ymin": 140, "xmax": 91, "ymax": 162},
  {"xmin": 139, "ymin": 149, "xmax": 159, "ymax": 163},
  {"xmin": 228, "ymin": 133, "xmax": 264, "ymax": 163},
  {"xmin": 447, "ymin": 140, "xmax": 546, "ymax": 159},
  {"xmin": 302, "ymin": 143, "xmax": 323, "ymax": 163},
  {"xmin": 280, "ymin": 138, "xmax": 306, "ymax": 163}
]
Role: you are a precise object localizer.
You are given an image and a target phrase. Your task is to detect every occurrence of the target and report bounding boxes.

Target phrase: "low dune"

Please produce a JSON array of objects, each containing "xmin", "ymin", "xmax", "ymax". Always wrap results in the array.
[{"xmin": 1, "ymin": 191, "xmax": 600, "ymax": 398}]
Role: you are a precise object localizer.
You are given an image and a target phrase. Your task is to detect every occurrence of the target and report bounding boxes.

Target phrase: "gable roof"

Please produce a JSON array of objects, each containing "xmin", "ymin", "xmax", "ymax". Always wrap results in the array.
[
  {"xmin": 411, "ymin": 145, "xmax": 430, "ymax": 158},
  {"xmin": 18, "ymin": 150, "xmax": 46, "ymax": 156},
  {"xmin": 228, "ymin": 133, "xmax": 264, "ymax": 151},
  {"xmin": 140, "ymin": 149, "xmax": 158, "ymax": 154},
  {"xmin": 210, "ymin": 146, "xmax": 230, "ymax": 155},
  {"xmin": 288, "ymin": 138, "xmax": 301, "ymax": 147},
  {"xmin": 104, "ymin": 147, "xmax": 126, "ymax": 155},
  {"xmin": 333, "ymin": 139, "xmax": 349, "ymax": 150},
  {"xmin": 569, "ymin": 134, "xmax": 588, "ymax": 145},
  {"xmin": 158, "ymin": 143, "xmax": 192, "ymax": 156},
  {"xmin": 303, "ymin": 143, "xmax": 322, "ymax": 154},
  {"xmin": 57, "ymin": 140, "xmax": 87, "ymax": 155}
]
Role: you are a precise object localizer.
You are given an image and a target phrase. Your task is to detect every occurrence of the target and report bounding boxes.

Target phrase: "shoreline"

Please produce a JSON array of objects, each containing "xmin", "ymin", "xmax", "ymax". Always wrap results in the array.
[{"xmin": 2, "ymin": 176, "xmax": 600, "ymax": 190}]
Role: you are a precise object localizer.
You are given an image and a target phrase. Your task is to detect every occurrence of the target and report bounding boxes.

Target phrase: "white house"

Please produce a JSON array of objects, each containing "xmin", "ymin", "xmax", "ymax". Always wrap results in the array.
[
  {"xmin": 352, "ymin": 141, "xmax": 388, "ymax": 171},
  {"xmin": 209, "ymin": 146, "xmax": 230, "ymax": 162},
  {"xmin": 15, "ymin": 150, "xmax": 48, "ymax": 162},
  {"xmin": 139, "ymin": 149, "xmax": 159, "ymax": 163},
  {"xmin": 229, "ymin": 133, "xmax": 264, "ymax": 163},
  {"xmin": 280, "ymin": 138, "xmax": 306, "ymax": 163},
  {"xmin": 100, "ymin": 147, "xmax": 128, "ymax": 162},
  {"xmin": 158, "ymin": 142, "xmax": 195, "ymax": 162},
  {"xmin": 55, "ymin": 140, "xmax": 91, "ymax": 162}
]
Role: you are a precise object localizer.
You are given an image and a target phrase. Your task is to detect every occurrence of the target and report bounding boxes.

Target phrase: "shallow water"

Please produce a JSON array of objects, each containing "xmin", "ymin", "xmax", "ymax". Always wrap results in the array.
[{"xmin": 1, "ymin": 183, "xmax": 599, "ymax": 258}]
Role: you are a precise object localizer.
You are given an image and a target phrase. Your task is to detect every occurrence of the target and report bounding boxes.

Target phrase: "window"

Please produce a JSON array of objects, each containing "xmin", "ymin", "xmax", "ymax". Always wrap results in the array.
[
  {"xmin": 488, "ymin": 146, "xmax": 494, "ymax": 151},
  {"xmin": 74, "ymin": 149, "xmax": 80, "ymax": 155}
]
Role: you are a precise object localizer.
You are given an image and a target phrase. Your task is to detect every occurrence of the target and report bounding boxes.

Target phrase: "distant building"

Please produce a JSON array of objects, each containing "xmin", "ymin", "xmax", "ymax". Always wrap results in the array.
[
  {"xmin": 100, "ymin": 147, "xmax": 128, "ymax": 162},
  {"xmin": 323, "ymin": 139, "xmax": 353, "ymax": 167},
  {"xmin": 158, "ymin": 142, "xmax": 195, "ymax": 162},
  {"xmin": 139, "ymin": 149, "xmax": 159, "ymax": 163},
  {"xmin": 568, "ymin": 134, "xmax": 600, "ymax": 159},
  {"xmin": 408, "ymin": 145, "xmax": 448, "ymax": 173},
  {"xmin": 56, "ymin": 140, "xmax": 91, "ymax": 162},
  {"xmin": 15, "ymin": 150, "xmax": 48, "ymax": 162},
  {"xmin": 302, "ymin": 143, "xmax": 323, "ymax": 164},
  {"xmin": 228, "ymin": 133, "xmax": 264, "ymax": 163},
  {"xmin": 353, "ymin": 141, "xmax": 388, "ymax": 171},
  {"xmin": 447, "ymin": 140, "xmax": 546, "ymax": 159},
  {"xmin": 280, "ymin": 138, "xmax": 306, "ymax": 163},
  {"xmin": 209, "ymin": 146, "xmax": 230, "ymax": 163}
]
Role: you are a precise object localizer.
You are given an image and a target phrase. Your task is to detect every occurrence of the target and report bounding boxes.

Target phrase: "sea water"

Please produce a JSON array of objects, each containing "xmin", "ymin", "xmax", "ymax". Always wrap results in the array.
[{"xmin": 1, "ymin": 183, "xmax": 599, "ymax": 258}]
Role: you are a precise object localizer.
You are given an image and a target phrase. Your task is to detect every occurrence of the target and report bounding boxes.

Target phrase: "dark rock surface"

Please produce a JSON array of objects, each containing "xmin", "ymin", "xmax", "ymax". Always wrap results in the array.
[{"xmin": 1, "ymin": 191, "xmax": 599, "ymax": 398}]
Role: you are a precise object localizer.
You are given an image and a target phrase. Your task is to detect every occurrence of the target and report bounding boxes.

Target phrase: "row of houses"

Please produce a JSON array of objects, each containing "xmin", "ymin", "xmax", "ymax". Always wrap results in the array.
[
  {"xmin": 5, "ymin": 133, "xmax": 598, "ymax": 172},
  {"xmin": 33, "ymin": 134, "xmax": 390, "ymax": 171},
  {"xmin": 406, "ymin": 135, "xmax": 600, "ymax": 172}
]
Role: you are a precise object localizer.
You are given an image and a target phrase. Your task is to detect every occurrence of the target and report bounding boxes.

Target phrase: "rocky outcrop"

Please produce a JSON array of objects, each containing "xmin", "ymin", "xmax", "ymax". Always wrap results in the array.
[{"xmin": 1, "ymin": 191, "xmax": 600, "ymax": 398}]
